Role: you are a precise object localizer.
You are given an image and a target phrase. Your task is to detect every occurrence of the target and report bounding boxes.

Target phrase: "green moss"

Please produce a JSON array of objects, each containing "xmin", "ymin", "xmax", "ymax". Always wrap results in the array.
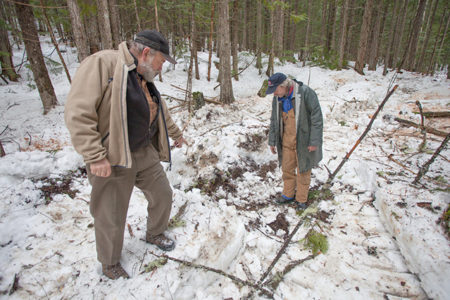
[
  {"xmin": 303, "ymin": 230, "xmax": 328, "ymax": 255},
  {"xmin": 142, "ymin": 257, "xmax": 168, "ymax": 274}
]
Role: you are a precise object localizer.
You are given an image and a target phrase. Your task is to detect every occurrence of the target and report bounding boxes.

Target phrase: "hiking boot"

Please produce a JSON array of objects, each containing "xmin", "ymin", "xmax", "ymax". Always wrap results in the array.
[
  {"xmin": 295, "ymin": 201, "xmax": 308, "ymax": 210},
  {"xmin": 102, "ymin": 263, "xmax": 129, "ymax": 280},
  {"xmin": 146, "ymin": 233, "xmax": 175, "ymax": 251},
  {"xmin": 276, "ymin": 194, "xmax": 295, "ymax": 204}
]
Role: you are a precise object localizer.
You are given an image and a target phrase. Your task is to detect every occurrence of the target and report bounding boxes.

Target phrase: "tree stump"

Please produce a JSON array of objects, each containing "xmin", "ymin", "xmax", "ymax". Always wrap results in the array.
[
  {"xmin": 193, "ymin": 91, "xmax": 205, "ymax": 110},
  {"xmin": 257, "ymin": 79, "xmax": 268, "ymax": 97}
]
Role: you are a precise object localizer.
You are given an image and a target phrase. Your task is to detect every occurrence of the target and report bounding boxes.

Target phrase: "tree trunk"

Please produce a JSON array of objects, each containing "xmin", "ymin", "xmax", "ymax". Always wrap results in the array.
[
  {"xmin": 355, "ymin": 0, "xmax": 374, "ymax": 75},
  {"xmin": 256, "ymin": 0, "xmax": 262, "ymax": 73},
  {"xmin": 368, "ymin": 0, "xmax": 383, "ymax": 71},
  {"xmin": 427, "ymin": 10, "xmax": 448, "ymax": 75},
  {"xmin": 321, "ymin": 0, "xmax": 328, "ymax": 47},
  {"xmin": 242, "ymin": 0, "xmax": 247, "ymax": 51},
  {"xmin": 416, "ymin": 0, "xmax": 438, "ymax": 72},
  {"xmin": 207, "ymin": 0, "xmax": 215, "ymax": 82},
  {"xmin": 403, "ymin": 0, "xmax": 427, "ymax": 71},
  {"xmin": 273, "ymin": 0, "xmax": 284, "ymax": 57},
  {"xmin": 266, "ymin": 7, "xmax": 274, "ymax": 76},
  {"xmin": 392, "ymin": 0, "xmax": 409, "ymax": 69},
  {"xmin": 325, "ymin": 0, "xmax": 336, "ymax": 54},
  {"xmin": 191, "ymin": 1, "xmax": 199, "ymax": 80},
  {"xmin": 218, "ymin": 0, "xmax": 234, "ymax": 104},
  {"xmin": 0, "ymin": 1, "xmax": 19, "ymax": 82},
  {"xmin": 108, "ymin": 0, "xmax": 121, "ymax": 48},
  {"xmin": 84, "ymin": 6, "xmax": 101, "ymax": 54},
  {"xmin": 97, "ymin": 0, "xmax": 113, "ymax": 50},
  {"xmin": 133, "ymin": 0, "xmax": 141, "ymax": 31},
  {"xmin": 289, "ymin": 0, "xmax": 299, "ymax": 53},
  {"xmin": 231, "ymin": 0, "xmax": 239, "ymax": 80},
  {"xmin": 14, "ymin": 0, "xmax": 58, "ymax": 114},
  {"xmin": 338, "ymin": 0, "xmax": 349, "ymax": 70},
  {"xmin": 67, "ymin": 0, "xmax": 90, "ymax": 62},
  {"xmin": 303, "ymin": 0, "xmax": 312, "ymax": 66}
]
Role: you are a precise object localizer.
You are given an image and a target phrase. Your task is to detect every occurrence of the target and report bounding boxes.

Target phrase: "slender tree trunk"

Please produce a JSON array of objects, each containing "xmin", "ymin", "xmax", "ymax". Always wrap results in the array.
[
  {"xmin": 109, "ymin": 0, "xmax": 121, "ymax": 48},
  {"xmin": 266, "ymin": 7, "xmax": 274, "ymax": 76},
  {"xmin": 417, "ymin": 0, "xmax": 438, "ymax": 72},
  {"xmin": 355, "ymin": 0, "xmax": 374, "ymax": 75},
  {"xmin": 303, "ymin": 0, "xmax": 312, "ymax": 66},
  {"xmin": 256, "ymin": 0, "xmax": 262, "ymax": 73},
  {"xmin": 97, "ymin": 0, "xmax": 113, "ymax": 49},
  {"xmin": 321, "ymin": 0, "xmax": 328, "ymax": 48},
  {"xmin": 39, "ymin": 0, "xmax": 71, "ymax": 83},
  {"xmin": 133, "ymin": 0, "xmax": 141, "ymax": 31},
  {"xmin": 191, "ymin": 1, "xmax": 199, "ymax": 80},
  {"xmin": 289, "ymin": 0, "xmax": 299, "ymax": 52},
  {"xmin": 218, "ymin": 0, "xmax": 234, "ymax": 104},
  {"xmin": 14, "ymin": 0, "xmax": 58, "ymax": 114},
  {"xmin": 368, "ymin": 0, "xmax": 383, "ymax": 71},
  {"xmin": 207, "ymin": 0, "xmax": 215, "ymax": 82},
  {"xmin": 84, "ymin": 7, "xmax": 101, "ymax": 54},
  {"xmin": 427, "ymin": 10, "xmax": 447, "ymax": 74},
  {"xmin": 432, "ymin": 12, "xmax": 449, "ymax": 75},
  {"xmin": 383, "ymin": 1, "xmax": 399, "ymax": 75},
  {"xmin": 325, "ymin": 0, "xmax": 336, "ymax": 54},
  {"xmin": 154, "ymin": 0, "xmax": 163, "ymax": 82},
  {"xmin": 403, "ymin": 0, "xmax": 427, "ymax": 71},
  {"xmin": 392, "ymin": 0, "xmax": 409, "ymax": 69},
  {"xmin": 231, "ymin": 0, "xmax": 239, "ymax": 80},
  {"xmin": 274, "ymin": 0, "xmax": 284, "ymax": 57},
  {"xmin": 338, "ymin": 0, "xmax": 349, "ymax": 70},
  {"xmin": 242, "ymin": 0, "xmax": 247, "ymax": 51},
  {"xmin": 0, "ymin": 1, "xmax": 19, "ymax": 82},
  {"xmin": 67, "ymin": 0, "xmax": 90, "ymax": 62}
]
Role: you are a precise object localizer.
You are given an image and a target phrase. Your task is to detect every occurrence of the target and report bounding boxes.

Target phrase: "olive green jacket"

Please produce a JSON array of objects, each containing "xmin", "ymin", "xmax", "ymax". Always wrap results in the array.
[{"xmin": 268, "ymin": 81, "xmax": 323, "ymax": 173}]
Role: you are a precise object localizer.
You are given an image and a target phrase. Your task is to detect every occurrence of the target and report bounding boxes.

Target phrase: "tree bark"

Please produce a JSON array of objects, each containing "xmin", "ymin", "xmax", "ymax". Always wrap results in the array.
[
  {"xmin": 108, "ymin": 0, "xmax": 121, "ymax": 48},
  {"xmin": 368, "ymin": 0, "xmax": 383, "ymax": 71},
  {"xmin": 0, "ymin": 1, "xmax": 19, "ymax": 82},
  {"xmin": 303, "ymin": 0, "xmax": 312, "ymax": 66},
  {"xmin": 266, "ymin": 7, "xmax": 274, "ymax": 76},
  {"xmin": 207, "ymin": 0, "xmax": 215, "ymax": 82},
  {"xmin": 133, "ymin": 0, "xmax": 141, "ymax": 31},
  {"xmin": 84, "ymin": 5, "xmax": 101, "ymax": 54},
  {"xmin": 403, "ymin": 0, "xmax": 427, "ymax": 71},
  {"xmin": 325, "ymin": 0, "xmax": 336, "ymax": 54},
  {"xmin": 338, "ymin": 0, "xmax": 349, "ymax": 70},
  {"xmin": 355, "ymin": 0, "xmax": 374, "ymax": 75},
  {"xmin": 256, "ymin": 0, "xmax": 262, "ymax": 73},
  {"xmin": 231, "ymin": 0, "xmax": 239, "ymax": 80},
  {"xmin": 392, "ymin": 0, "xmax": 409, "ymax": 69},
  {"xmin": 67, "ymin": 0, "xmax": 90, "ymax": 62},
  {"xmin": 273, "ymin": 0, "xmax": 284, "ymax": 57},
  {"xmin": 97, "ymin": 0, "xmax": 113, "ymax": 49},
  {"xmin": 14, "ymin": 0, "xmax": 58, "ymax": 114},
  {"xmin": 416, "ymin": 0, "xmax": 438, "ymax": 72},
  {"xmin": 218, "ymin": 0, "xmax": 234, "ymax": 104}
]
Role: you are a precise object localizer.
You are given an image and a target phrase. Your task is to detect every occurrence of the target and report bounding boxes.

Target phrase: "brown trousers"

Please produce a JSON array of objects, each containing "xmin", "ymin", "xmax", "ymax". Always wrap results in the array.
[
  {"xmin": 281, "ymin": 109, "xmax": 311, "ymax": 203},
  {"xmin": 87, "ymin": 144, "xmax": 172, "ymax": 265}
]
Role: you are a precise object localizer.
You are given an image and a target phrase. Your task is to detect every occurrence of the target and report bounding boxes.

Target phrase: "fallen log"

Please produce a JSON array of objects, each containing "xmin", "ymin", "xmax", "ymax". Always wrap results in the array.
[{"xmin": 394, "ymin": 117, "xmax": 448, "ymax": 137}]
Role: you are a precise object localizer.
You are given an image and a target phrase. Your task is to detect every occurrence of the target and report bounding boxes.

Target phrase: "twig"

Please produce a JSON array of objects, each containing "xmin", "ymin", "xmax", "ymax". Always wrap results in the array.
[
  {"xmin": 127, "ymin": 223, "xmax": 134, "ymax": 237},
  {"xmin": 327, "ymin": 85, "xmax": 398, "ymax": 184},
  {"xmin": 413, "ymin": 133, "xmax": 450, "ymax": 184},
  {"xmin": 416, "ymin": 101, "xmax": 427, "ymax": 151},
  {"xmin": 149, "ymin": 251, "xmax": 274, "ymax": 298}
]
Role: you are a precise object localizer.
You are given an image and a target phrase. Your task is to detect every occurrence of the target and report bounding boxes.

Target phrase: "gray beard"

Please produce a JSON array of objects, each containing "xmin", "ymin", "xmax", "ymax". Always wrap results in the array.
[{"xmin": 140, "ymin": 60, "xmax": 158, "ymax": 82}]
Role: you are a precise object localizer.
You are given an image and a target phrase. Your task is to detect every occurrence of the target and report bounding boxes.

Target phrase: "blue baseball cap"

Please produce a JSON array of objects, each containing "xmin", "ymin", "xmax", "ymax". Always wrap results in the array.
[{"xmin": 266, "ymin": 73, "xmax": 287, "ymax": 94}]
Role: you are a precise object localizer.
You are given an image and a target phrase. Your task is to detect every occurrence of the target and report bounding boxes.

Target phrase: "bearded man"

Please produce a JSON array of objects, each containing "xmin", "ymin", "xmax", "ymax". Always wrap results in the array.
[{"xmin": 65, "ymin": 30, "xmax": 186, "ymax": 279}]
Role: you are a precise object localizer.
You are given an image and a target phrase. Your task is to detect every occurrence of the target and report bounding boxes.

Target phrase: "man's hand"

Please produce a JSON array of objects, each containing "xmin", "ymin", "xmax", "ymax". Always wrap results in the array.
[
  {"xmin": 270, "ymin": 146, "xmax": 277, "ymax": 154},
  {"xmin": 90, "ymin": 158, "xmax": 112, "ymax": 177},
  {"xmin": 174, "ymin": 136, "xmax": 188, "ymax": 148},
  {"xmin": 308, "ymin": 146, "xmax": 317, "ymax": 152}
]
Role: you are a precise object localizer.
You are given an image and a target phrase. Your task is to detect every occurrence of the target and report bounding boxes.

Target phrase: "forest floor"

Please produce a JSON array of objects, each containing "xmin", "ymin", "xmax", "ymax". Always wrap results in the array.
[{"xmin": 0, "ymin": 40, "xmax": 449, "ymax": 299}]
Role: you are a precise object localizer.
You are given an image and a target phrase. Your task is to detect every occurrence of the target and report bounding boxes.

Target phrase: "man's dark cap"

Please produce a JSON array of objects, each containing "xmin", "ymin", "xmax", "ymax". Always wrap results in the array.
[
  {"xmin": 135, "ymin": 30, "xmax": 177, "ymax": 64},
  {"xmin": 266, "ymin": 73, "xmax": 287, "ymax": 94}
]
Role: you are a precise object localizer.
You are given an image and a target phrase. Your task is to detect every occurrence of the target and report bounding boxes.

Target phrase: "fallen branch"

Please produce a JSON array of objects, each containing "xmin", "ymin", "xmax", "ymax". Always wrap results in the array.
[
  {"xmin": 412, "ymin": 111, "xmax": 450, "ymax": 118},
  {"xmin": 416, "ymin": 101, "xmax": 427, "ymax": 152},
  {"xmin": 149, "ymin": 251, "xmax": 273, "ymax": 298},
  {"xmin": 267, "ymin": 254, "xmax": 315, "ymax": 290},
  {"xmin": 394, "ymin": 117, "xmax": 448, "ymax": 137},
  {"xmin": 327, "ymin": 85, "xmax": 398, "ymax": 184},
  {"xmin": 413, "ymin": 133, "xmax": 450, "ymax": 184}
]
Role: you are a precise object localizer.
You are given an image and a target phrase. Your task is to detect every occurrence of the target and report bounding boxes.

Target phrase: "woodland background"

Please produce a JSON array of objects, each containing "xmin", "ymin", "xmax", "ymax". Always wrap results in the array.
[{"xmin": 0, "ymin": 0, "xmax": 449, "ymax": 115}]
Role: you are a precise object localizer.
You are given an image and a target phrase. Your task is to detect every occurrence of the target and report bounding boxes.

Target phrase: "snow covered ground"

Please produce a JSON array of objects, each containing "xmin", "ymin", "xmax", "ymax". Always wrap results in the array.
[{"xmin": 0, "ymin": 36, "xmax": 449, "ymax": 299}]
